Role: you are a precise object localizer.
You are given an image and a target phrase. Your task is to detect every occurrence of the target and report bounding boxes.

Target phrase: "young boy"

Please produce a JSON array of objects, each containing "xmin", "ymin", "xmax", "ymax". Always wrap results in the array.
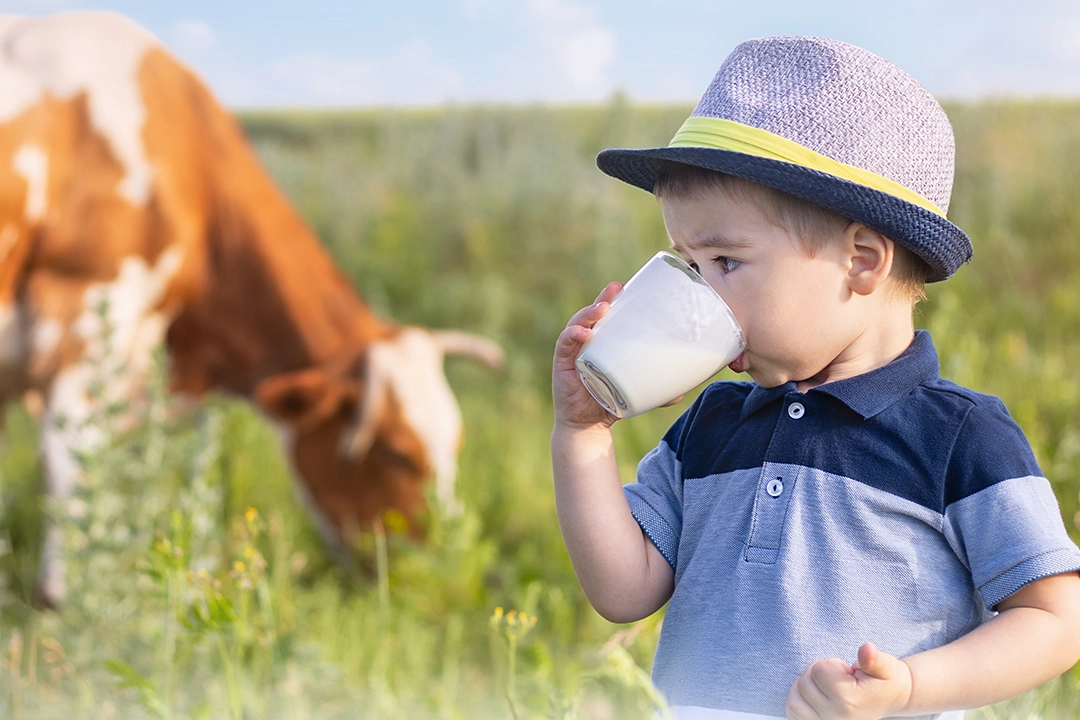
[{"xmin": 551, "ymin": 37, "xmax": 1080, "ymax": 720}]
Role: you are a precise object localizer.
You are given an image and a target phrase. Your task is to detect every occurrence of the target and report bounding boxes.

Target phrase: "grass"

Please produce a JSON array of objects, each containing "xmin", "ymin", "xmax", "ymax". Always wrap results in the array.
[{"xmin": 0, "ymin": 99, "xmax": 1078, "ymax": 718}]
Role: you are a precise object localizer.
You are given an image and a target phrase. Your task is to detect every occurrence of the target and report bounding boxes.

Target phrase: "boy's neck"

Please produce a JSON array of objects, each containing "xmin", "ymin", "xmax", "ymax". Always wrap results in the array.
[{"xmin": 795, "ymin": 305, "xmax": 916, "ymax": 394}]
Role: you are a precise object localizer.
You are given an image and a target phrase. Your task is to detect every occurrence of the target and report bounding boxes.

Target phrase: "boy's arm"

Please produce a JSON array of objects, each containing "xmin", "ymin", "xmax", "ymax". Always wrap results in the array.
[
  {"xmin": 551, "ymin": 283, "xmax": 675, "ymax": 623},
  {"xmin": 552, "ymin": 423, "xmax": 675, "ymax": 622},
  {"xmin": 785, "ymin": 570, "xmax": 1080, "ymax": 720}
]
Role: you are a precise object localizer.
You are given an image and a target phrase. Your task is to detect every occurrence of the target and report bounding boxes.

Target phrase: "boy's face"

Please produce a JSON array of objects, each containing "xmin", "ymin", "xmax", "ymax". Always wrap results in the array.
[{"xmin": 662, "ymin": 186, "xmax": 859, "ymax": 389}]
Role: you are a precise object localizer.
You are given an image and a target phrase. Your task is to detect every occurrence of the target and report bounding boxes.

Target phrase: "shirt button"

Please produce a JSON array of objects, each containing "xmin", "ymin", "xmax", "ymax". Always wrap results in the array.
[
  {"xmin": 787, "ymin": 402, "xmax": 805, "ymax": 419},
  {"xmin": 767, "ymin": 478, "xmax": 784, "ymax": 497}
]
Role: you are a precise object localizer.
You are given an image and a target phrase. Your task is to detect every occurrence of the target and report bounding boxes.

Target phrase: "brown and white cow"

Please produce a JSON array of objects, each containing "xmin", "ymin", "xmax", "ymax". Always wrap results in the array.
[{"xmin": 0, "ymin": 11, "xmax": 502, "ymax": 606}]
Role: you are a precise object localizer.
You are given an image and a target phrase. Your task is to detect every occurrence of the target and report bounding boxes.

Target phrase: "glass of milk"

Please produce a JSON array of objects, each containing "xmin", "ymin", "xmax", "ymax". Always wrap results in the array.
[{"xmin": 575, "ymin": 251, "xmax": 745, "ymax": 418}]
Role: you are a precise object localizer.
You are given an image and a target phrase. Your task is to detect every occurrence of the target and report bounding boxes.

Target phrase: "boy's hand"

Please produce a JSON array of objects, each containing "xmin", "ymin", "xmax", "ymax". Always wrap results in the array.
[
  {"xmin": 786, "ymin": 642, "xmax": 912, "ymax": 720},
  {"xmin": 552, "ymin": 281, "xmax": 623, "ymax": 429}
]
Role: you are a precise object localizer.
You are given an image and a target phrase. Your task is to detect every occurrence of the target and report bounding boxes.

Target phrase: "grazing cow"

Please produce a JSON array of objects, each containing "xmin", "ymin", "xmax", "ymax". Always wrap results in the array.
[{"xmin": 0, "ymin": 11, "xmax": 503, "ymax": 606}]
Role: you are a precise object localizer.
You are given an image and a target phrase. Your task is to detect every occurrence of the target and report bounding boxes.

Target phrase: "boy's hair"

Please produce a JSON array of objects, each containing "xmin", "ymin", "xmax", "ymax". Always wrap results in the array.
[{"xmin": 653, "ymin": 161, "xmax": 928, "ymax": 303}]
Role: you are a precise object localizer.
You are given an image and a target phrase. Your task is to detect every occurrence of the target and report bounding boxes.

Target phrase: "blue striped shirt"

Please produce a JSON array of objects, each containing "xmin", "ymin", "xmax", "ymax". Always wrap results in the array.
[{"xmin": 624, "ymin": 330, "xmax": 1080, "ymax": 719}]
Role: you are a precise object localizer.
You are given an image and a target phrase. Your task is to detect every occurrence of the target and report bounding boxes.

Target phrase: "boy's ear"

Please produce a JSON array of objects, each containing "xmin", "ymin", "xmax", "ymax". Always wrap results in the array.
[{"xmin": 846, "ymin": 223, "xmax": 893, "ymax": 296}]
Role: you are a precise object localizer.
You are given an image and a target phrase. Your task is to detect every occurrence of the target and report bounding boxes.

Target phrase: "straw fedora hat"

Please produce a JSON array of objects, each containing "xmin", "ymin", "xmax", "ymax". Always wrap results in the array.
[{"xmin": 597, "ymin": 36, "xmax": 972, "ymax": 282}]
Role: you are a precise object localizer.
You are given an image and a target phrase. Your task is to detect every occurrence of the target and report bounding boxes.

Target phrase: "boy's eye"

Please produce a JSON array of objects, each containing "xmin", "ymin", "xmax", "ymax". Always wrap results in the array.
[{"xmin": 714, "ymin": 256, "xmax": 742, "ymax": 273}]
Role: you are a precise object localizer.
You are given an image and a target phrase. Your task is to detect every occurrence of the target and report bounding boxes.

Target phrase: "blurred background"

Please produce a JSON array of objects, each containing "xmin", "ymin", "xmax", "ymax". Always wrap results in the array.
[{"xmin": 1, "ymin": 1, "xmax": 1079, "ymax": 718}]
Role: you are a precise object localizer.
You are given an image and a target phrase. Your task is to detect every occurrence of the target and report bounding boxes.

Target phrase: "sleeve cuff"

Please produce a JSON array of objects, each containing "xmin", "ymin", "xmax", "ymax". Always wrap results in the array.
[
  {"xmin": 624, "ymin": 488, "xmax": 679, "ymax": 571},
  {"xmin": 978, "ymin": 546, "xmax": 1080, "ymax": 609}
]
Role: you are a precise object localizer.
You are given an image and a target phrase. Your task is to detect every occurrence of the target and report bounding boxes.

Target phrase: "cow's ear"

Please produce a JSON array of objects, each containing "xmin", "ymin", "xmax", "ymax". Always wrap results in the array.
[{"xmin": 255, "ymin": 369, "xmax": 357, "ymax": 429}]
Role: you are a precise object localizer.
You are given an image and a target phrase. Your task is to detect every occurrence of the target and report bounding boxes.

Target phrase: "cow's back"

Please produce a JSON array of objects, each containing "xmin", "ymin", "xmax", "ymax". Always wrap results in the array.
[{"xmin": 0, "ymin": 11, "xmax": 377, "ymax": 403}]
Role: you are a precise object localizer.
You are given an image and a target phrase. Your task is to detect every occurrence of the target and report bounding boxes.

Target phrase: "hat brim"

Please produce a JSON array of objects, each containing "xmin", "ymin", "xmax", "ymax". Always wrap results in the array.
[{"xmin": 596, "ymin": 146, "xmax": 971, "ymax": 282}]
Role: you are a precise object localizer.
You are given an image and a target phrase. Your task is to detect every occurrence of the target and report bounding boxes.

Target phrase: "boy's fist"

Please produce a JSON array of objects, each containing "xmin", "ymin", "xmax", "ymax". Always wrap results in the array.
[
  {"xmin": 785, "ymin": 642, "xmax": 912, "ymax": 720},
  {"xmin": 552, "ymin": 281, "xmax": 623, "ymax": 428}
]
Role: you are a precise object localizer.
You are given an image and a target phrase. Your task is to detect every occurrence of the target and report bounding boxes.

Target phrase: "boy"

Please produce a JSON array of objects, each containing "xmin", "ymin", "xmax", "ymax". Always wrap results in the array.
[{"xmin": 551, "ymin": 37, "xmax": 1080, "ymax": 720}]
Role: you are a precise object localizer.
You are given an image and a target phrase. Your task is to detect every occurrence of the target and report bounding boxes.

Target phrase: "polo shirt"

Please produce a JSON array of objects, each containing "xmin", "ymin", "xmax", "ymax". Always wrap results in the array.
[{"xmin": 624, "ymin": 330, "xmax": 1080, "ymax": 720}]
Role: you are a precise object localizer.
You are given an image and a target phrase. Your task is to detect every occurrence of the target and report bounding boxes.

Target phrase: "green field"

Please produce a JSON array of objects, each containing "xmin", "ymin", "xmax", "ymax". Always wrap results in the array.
[{"xmin": 0, "ymin": 100, "xmax": 1078, "ymax": 718}]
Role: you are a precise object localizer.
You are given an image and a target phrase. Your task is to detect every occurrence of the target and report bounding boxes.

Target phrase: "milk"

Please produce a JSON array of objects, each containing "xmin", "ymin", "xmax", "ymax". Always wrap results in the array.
[{"xmin": 576, "ymin": 252, "xmax": 745, "ymax": 418}]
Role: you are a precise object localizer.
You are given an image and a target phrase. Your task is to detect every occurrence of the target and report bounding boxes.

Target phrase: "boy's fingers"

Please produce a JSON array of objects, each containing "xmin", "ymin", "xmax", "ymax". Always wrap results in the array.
[
  {"xmin": 559, "ymin": 324, "xmax": 590, "ymax": 343},
  {"xmin": 809, "ymin": 657, "xmax": 852, "ymax": 683},
  {"xmin": 784, "ymin": 686, "xmax": 821, "ymax": 720},
  {"xmin": 554, "ymin": 326, "xmax": 589, "ymax": 362},
  {"xmin": 855, "ymin": 642, "xmax": 879, "ymax": 676},
  {"xmin": 852, "ymin": 642, "xmax": 914, "ymax": 714},
  {"xmin": 593, "ymin": 280, "xmax": 623, "ymax": 305},
  {"xmin": 807, "ymin": 657, "xmax": 854, "ymax": 699},
  {"xmin": 855, "ymin": 641, "xmax": 899, "ymax": 680},
  {"xmin": 561, "ymin": 281, "xmax": 622, "ymax": 334},
  {"xmin": 564, "ymin": 300, "xmax": 610, "ymax": 331},
  {"xmin": 786, "ymin": 669, "xmax": 828, "ymax": 719}
]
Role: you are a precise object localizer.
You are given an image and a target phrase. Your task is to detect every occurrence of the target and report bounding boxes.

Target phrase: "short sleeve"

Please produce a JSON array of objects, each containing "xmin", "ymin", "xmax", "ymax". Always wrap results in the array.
[
  {"xmin": 623, "ymin": 412, "xmax": 693, "ymax": 571},
  {"xmin": 943, "ymin": 400, "xmax": 1080, "ymax": 609}
]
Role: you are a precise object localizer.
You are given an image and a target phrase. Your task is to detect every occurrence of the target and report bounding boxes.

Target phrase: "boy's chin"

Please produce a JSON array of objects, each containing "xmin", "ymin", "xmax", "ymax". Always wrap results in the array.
[
  {"xmin": 742, "ymin": 368, "xmax": 776, "ymax": 388},
  {"xmin": 742, "ymin": 364, "xmax": 796, "ymax": 389}
]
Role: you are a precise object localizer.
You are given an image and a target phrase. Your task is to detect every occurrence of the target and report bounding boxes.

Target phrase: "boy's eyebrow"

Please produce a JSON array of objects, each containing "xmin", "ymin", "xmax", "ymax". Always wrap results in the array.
[{"xmin": 670, "ymin": 233, "xmax": 755, "ymax": 252}]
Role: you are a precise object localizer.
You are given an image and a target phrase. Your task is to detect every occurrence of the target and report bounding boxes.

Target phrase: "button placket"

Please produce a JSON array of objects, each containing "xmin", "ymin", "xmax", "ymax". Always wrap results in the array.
[{"xmin": 744, "ymin": 463, "xmax": 800, "ymax": 564}]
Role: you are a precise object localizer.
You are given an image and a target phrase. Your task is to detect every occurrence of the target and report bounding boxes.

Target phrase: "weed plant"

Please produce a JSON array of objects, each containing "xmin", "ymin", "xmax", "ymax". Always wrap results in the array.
[{"xmin": 0, "ymin": 99, "xmax": 1077, "ymax": 717}]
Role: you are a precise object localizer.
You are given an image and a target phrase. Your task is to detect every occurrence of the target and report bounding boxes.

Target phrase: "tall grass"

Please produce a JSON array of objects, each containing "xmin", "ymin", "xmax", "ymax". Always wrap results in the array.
[{"xmin": 0, "ymin": 98, "xmax": 1077, "ymax": 718}]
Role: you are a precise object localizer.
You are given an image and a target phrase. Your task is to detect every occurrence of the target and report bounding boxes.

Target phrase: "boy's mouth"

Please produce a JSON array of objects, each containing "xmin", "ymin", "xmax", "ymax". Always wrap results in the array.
[{"xmin": 728, "ymin": 352, "xmax": 747, "ymax": 374}]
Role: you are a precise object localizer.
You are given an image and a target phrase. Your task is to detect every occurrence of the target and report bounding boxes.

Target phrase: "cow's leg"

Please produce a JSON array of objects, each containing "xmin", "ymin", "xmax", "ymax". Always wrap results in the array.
[
  {"xmin": 29, "ymin": 248, "xmax": 184, "ymax": 607},
  {"xmin": 35, "ymin": 363, "xmax": 100, "ymax": 608},
  {"xmin": 34, "ymin": 330, "xmax": 169, "ymax": 606}
]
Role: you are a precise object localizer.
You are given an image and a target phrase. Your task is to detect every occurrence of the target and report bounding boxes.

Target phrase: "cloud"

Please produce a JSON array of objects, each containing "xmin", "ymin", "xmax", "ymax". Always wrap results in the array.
[
  {"xmin": 160, "ymin": 18, "xmax": 262, "ymax": 106},
  {"xmin": 269, "ymin": 39, "xmax": 463, "ymax": 106},
  {"xmin": 523, "ymin": 0, "xmax": 617, "ymax": 95},
  {"xmin": 169, "ymin": 19, "xmax": 215, "ymax": 49},
  {"xmin": 0, "ymin": 0, "xmax": 74, "ymax": 10},
  {"xmin": 271, "ymin": 54, "xmax": 377, "ymax": 104},
  {"xmin": 933, "ymin": 1, "xmax": 1080, "ymax": 98},
  {"xmin": 157, "ymin": 16, "xmax": 462, "ymax": 107},
  {"xmin": 1036, "ymin": 3, "xmax": 1080, "ymax": 76},
  {"xmin": 457, "ymin": 0, "xmax": 495, "ymax": 16}
]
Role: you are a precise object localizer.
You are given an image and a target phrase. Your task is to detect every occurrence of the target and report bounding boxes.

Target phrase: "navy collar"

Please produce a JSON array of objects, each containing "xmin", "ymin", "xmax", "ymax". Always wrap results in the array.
[{"xmin": 740, "ymin": 330, "xmax": 941, "ymax": 420}]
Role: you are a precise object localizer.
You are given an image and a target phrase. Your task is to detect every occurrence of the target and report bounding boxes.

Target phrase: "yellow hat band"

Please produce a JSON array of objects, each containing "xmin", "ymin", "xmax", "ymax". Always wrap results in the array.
[{"xmin": 668, "ymin": 116, "xmax": 945, "ymax": 218}]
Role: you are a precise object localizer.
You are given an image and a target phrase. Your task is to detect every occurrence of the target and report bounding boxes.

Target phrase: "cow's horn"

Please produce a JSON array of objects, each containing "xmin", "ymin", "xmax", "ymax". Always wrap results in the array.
[
  {"xmin": 340, "ymin": 346, "xmax": 388, "ymax": 460},
  {"xmin": 432, "ymin": 330, "xmax": 505, "ymax": 369}
]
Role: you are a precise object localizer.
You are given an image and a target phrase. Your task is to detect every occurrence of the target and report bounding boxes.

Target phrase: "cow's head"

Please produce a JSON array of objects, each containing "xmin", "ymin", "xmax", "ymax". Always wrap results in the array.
[{"xmin": 254, "ymin": 327, "xmax": 503, "ymax": 552}]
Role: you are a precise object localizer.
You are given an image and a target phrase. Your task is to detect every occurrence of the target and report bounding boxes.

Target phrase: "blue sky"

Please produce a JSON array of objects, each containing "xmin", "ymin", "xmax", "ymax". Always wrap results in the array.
[{"xmin": 4, "ymin": 0, "xmax": 1080, "ymax": 107}]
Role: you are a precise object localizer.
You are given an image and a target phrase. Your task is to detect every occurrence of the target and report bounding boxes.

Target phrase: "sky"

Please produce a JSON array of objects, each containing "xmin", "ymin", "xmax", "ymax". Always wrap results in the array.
[{"xmin": 3, "ymin": 0, "xmax": 1080, "ymax": 108}]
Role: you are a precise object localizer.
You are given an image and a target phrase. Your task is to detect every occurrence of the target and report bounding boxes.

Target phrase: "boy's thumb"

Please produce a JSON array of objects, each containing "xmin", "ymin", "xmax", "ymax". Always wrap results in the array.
[{"xmin": 855, "ymin": 641, "xmax": 899, "ymax": 680}]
